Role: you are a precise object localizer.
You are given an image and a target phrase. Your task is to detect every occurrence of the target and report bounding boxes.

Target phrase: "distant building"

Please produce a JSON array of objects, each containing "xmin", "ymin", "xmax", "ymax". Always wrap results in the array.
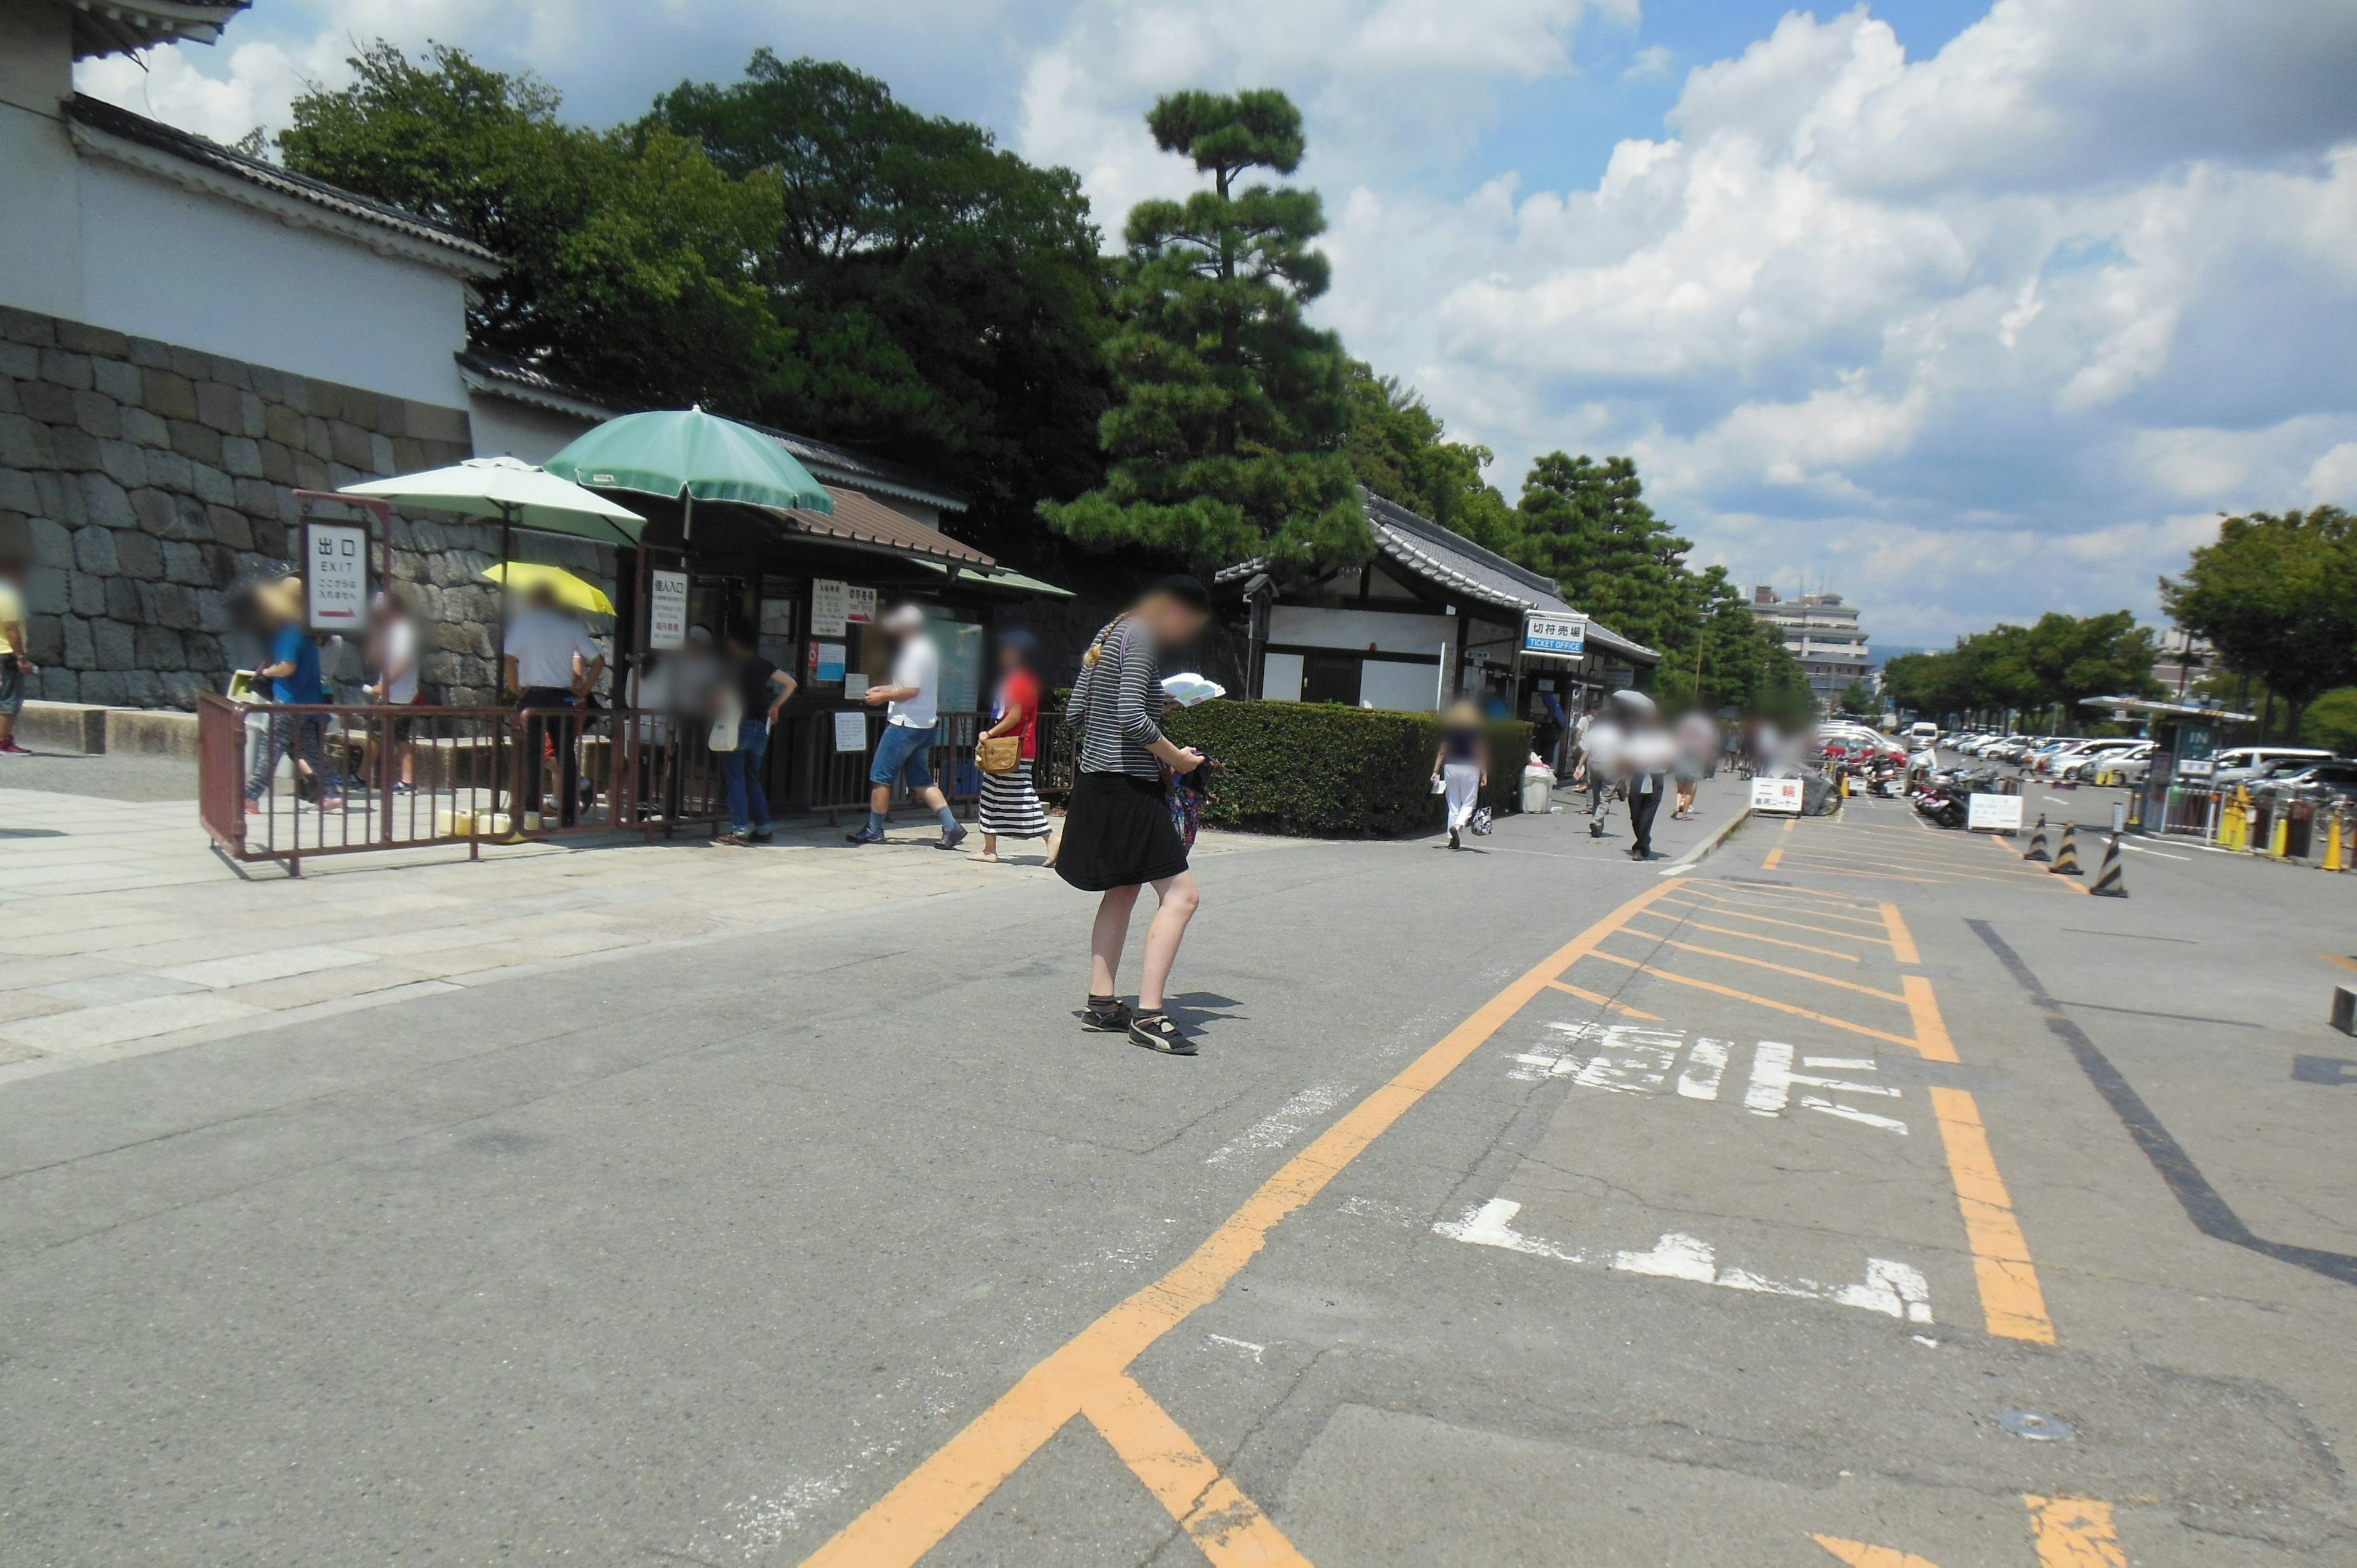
[{"xmin": 1749, "ymin": 585, "xmax": 1871, "ymax": 712}]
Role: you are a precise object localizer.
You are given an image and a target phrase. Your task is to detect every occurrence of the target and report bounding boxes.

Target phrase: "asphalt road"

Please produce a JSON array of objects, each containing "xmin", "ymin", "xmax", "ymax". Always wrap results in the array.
[{"xmin": 3, "ymin": 779, "xmax": 2353, "ymax": 1567}]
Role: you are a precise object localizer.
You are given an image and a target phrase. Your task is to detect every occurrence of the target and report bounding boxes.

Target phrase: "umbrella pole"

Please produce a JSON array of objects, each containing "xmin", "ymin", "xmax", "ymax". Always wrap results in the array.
[
  {"xmin": 681, "ymin": 489, "xmax": 694, "ymax": 543},
  {"xmin": 500, "ymin": 512, "xmax": 514, "ymax": 829}
]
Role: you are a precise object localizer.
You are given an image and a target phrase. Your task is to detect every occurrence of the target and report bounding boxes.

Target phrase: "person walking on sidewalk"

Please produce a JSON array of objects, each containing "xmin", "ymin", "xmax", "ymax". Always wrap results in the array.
[
  {"xmin": 846, "ymin": 604, "xmax": 965, "ymax": 850},
  {"xmin": 1579, "ymin": 703, "xmax": 1624, "ymax": 839},
  {"xmin": 1431, "ymin": 699, "xmax": 1488, "ymax": 850},
  {"xmin": 1617, "ymin": 692, "xmax": 1676, "ymax": 860},
  {"xmin": 972, "ymin": 630, "xmax": 1055, "ymax": 863},
  {"xmin": 717, "ymin": 619, "xmax": 796, "ymax": 846},
  {"xmin": 1673, "ymin": 709, "xmax": 1716, "ymax": 820},
  {"xmin": 1058, "ymin": 577, "xmax": 1212, "ymax": 1055},
  {"xmin": 0, "ymin": 557, "xmax": 32, "ymax": 757}
]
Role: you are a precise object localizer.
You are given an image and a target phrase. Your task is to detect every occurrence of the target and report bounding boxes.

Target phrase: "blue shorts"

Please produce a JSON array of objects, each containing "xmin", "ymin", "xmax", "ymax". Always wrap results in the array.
[{"xmin": 869, "ymin": 721, "xmax": 936, "ymax": 789}]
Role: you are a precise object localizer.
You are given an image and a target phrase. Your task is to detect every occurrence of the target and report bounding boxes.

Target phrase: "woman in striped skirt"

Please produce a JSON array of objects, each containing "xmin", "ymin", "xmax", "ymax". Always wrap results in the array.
[{"xmin": 972, "ymin": 631, "xmax": 1056, "ymax": 862}]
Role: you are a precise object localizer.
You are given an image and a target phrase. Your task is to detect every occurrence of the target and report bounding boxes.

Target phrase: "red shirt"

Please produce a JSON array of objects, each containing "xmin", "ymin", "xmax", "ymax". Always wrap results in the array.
[{"xmin": 997, "ymin": 668, "xmax": 1041, "ymax": 760}]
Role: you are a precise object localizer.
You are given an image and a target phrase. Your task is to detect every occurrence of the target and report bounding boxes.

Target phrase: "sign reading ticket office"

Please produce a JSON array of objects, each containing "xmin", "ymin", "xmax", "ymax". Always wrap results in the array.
[{"xmin": 1523, "ymin": 612, "xmax": 1587, "ymax": 657}]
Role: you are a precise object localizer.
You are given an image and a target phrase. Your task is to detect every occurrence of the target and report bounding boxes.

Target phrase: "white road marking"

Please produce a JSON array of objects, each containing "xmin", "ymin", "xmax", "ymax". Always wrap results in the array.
[
  {"xmin": 1439, "ymin": 1204, "xmax": 1933, "ymax": 1324},
  {"xmin": 1206, "ymin": 1334, "xmax": 1267, "ymax": 1363},
  {"xmin": 1677, "ymin": 1037, "xmax": 1730, "ymax": 1100},
  {"xmin": 1514, "ymin": 1023, "xmax": 1908, "ymax": 1132},
  {"xmin": 1204, "ymin": 1081, "xmax": 1350, "ymax": 1165}
]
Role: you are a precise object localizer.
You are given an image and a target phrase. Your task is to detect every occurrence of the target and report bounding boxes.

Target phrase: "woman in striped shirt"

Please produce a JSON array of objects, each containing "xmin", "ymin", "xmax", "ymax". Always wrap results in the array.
[{"xmin": 1057, "ymin": 576, "xmax": 1212, "ymax": 1054}]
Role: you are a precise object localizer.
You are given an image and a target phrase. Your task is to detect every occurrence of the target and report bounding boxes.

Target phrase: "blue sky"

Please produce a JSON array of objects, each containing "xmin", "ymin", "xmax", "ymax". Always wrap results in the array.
[{"xmin": 80, "ymin": 1, "xmax": 2357, "ymax": 646}]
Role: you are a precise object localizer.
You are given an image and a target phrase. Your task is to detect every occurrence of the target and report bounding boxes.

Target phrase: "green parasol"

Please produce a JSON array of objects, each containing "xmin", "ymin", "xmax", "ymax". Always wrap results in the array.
[{"xmin": 543, "ymin": 407, "xmax": 832, "ymax": 538}]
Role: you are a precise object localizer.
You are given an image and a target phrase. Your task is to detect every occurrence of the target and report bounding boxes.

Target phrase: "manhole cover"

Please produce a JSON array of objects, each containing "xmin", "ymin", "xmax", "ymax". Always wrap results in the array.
[{"xmin": 1999, "ymin": 1409, "xmax": 2074, "ymax": 1441}]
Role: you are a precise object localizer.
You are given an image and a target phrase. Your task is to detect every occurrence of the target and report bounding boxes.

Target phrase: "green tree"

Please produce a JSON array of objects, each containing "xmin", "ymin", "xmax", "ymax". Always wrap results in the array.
[
  {"xmin": 1515, "ymin": 454, "xmax": 1690, "ymax": 660},
  {"xmin": 1042, "ymin": 88, "xmax": 1363, "ymax": 570},
  {"xmin": 1341, "ymin": 363, "xmax": 1523, "ymax": 558},
  {"xmin": 2302, "ymin": 687, "xmax": 2357, "ymax": 753},
  {"xmin": 2161, "ymin": 507, "xmax": 2357, "ymax": 740},
  {"xmin": 1838, "ymin": 678, "xmax": 1878, "ymax": 717},
  {"xmin": 648, "ymin": 51, "xmax": 1113, "ymax": 558},
  {"xmin": 281, "ymin": 42, "xmax": 788, "ymax": 411}
]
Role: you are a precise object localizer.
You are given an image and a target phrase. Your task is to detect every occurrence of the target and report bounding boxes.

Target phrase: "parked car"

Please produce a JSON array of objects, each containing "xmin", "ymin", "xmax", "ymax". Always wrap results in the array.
[
  {"xmin": 2200, "ymin": 746, "xmax": 2336, "ymax": 789},
  {"xmin": 2025, "ymin": 738, "xmax": 2081, "ymax": 774},
  {"xmin": 2050, "ymin": 738, "xmax": 2142, "ymax": 779},
  {"xmin": 2078, "ymin": 741, "xmax": 2154, "ymax": 784},
  {"xmin": 2253, "ymin": 760, "xmax": 2357, "ymax": 806}
]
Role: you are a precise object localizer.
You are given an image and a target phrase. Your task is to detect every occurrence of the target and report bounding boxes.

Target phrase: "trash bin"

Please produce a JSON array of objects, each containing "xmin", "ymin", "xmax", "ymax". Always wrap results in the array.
[{"xmin": 1521, "ymin": 765, "xmax": 1555, "ymax": 815}]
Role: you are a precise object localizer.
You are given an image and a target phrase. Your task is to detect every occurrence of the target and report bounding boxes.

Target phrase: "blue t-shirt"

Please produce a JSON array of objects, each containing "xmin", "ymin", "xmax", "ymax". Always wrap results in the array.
[{"xmin": 270, "ymin": 624, "xmax": 324, "ymax": 705}]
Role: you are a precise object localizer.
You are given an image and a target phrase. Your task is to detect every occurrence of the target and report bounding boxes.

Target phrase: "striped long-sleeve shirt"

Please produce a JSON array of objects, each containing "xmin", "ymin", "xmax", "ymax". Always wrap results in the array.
[{"xmin": 1070, "ymin": 617, "xmax": 1167, "ymax": 779}]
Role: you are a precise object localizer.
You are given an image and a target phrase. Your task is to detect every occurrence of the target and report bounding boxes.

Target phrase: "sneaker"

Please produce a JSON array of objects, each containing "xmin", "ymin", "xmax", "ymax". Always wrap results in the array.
[
  {"xmin": 935, "ymin": 824, "xmax": 968, "ymax": 852},
  {"xmin": 1129, "ymin": 1013, "xmax": 1197, "ymax": 1056},
  {"xmin": 1082, "ymin": 998, "xmax": 1132, "ymax": 1033},
  {"xmin": 717, "ymin": 832, "xmax": 754, "ymax": 846},
  {"xmin": 750, "ymin": 829, "xmax": 774, "ymax": 844},
  {"xmin": 0, "ymin": 738, "xmax": 29, "ymax": 756},
  {"xmin": 845, "ymin": 824, "xmax": 886, "ymax": 845},
  {"xmin": 244, "ymin": 797, "xmax": 260, "ymax": 816},
  {"xmin": 1589, "ymin": 820, "xmax": 1604, "ymax": 838},
  {"xmin": 1449, "ymin": 827, "xmax": 1461, "ymax": 849}
]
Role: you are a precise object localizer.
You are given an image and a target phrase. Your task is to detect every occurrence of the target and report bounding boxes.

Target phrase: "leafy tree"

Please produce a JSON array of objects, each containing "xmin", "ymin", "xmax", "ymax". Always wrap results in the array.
[
  {"xmin": 281, "ymin": 43, "xmax": 787, "ymax": 411},
  {"xmin": 1515, "ymin": 454, "xmax": 1691, "ymax": 661},
  {"xmin": 2161, "ymin": 507, "xmax": 2357, "ymax": 741},
  {"xmin": 1042, "ymin": 88, "xmax": 1363, "ymax": 570},
  {"xmin": 1341, "ymin": 364, "xmax": 1523, "ymax": 558},
  {"xmin": 1878, "ymin": 614, "xmax": 2157, "ymax": 727},
  {"xmin": 1838, "ymin": 678, "xmax": 1879, "ymax": 717},
  {"xmin": 2302, "ymin": 687, "xmax": 2357, "ymax": 754},
  {"xmin": 648, "ymin": 52, "xmax": 1113, "ymax": 558}
]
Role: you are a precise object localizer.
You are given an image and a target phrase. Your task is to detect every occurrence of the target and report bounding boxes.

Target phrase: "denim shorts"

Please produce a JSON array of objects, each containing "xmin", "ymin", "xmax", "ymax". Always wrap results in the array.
[{"xmin": 869, "ymin": 720, "xmax": 935, "ymax": 788}]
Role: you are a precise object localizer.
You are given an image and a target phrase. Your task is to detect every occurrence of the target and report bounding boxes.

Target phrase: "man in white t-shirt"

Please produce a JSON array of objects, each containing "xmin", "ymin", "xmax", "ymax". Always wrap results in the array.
[
  {"xmin": 363, "ymin": 588, "xmax": 421, "ymax": 792},
  {"xmin": 847, "ymin": 603, "xmax": 964, "ymax": 849},
  {"xmin": 503, "ymin": 584, "xmax": 605, "ymax": 827}
]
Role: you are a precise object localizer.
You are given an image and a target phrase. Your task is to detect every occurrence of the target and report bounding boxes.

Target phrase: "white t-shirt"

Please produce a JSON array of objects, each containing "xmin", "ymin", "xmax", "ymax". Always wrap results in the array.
[
  {"xmin": 1581, "ymin": 718, "xmax": 1624, "ymax": 778},
  {"xmin": 379, "ymin": 615, "xmax": 418, "ymax": 705},
  {"xmin": 505, "ymin": 609, "xmax": 600, "ymax": 691},
  {"xmin": 888, "ymin": 633, "xmax": 939, "ymax": 730}
]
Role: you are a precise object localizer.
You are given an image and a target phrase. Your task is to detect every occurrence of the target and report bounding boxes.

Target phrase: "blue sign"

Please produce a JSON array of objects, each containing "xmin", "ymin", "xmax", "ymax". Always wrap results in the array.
[{"xmin": 1523, "ymin": 612, "xmax": 1587, "ymax": 657}]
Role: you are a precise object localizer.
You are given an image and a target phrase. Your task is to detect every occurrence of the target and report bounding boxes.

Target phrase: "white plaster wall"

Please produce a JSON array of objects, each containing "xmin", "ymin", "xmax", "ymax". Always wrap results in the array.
[
  {"xmin": 0, "ymin": 2, "xmax": 82, "ymax": 321},
  {"xmin": 468, "ymin": 392, "xmax": 595, "ymax": 464},
  {"xmin": 1270, "ymin": 604, "xmax": 1449, "ymax": 657},
  {"xmin": 1260, "ymin": 651, "xmax": 1303, "ymax": 701},
  {"xmin": 78, "ymin": 157, "xmax": 470, "ymax": 407},
  {"xmin": 1361, "ymin": 659, "xmax": 1442, "ymax": 713}
]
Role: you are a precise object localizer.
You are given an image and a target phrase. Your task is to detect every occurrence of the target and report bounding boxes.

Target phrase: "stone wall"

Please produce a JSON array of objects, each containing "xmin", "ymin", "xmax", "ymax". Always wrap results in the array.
[{"xmin": 0, "ymin": 304, "xmax": 608, "ymax": 709}]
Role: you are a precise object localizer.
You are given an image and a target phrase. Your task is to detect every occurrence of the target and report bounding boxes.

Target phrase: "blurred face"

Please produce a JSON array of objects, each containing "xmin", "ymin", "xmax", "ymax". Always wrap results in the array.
[
  {"xmin": 997, "ymin": 643, "xmax": 1023, "ymax": 674},
  {"xmin": 1141, "ymin": 593, "xmax": 1208, "ymax": 646}
]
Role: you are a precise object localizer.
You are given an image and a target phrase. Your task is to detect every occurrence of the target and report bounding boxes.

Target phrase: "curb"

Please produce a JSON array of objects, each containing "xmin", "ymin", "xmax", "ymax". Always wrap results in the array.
[{"xmin": 1659, "ymin": 805, "xmax": 1752, "ymax": 875}]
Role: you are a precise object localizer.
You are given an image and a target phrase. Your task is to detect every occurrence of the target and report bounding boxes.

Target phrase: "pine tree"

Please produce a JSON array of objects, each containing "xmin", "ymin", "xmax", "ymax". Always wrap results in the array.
[
  {"xmin": 1040, "ymin": 89, "xmax": 1364, "ymax": 571},
  {"xmin": 1516, "ymin": 455, "xmax": 1692, "ymax": 658}
]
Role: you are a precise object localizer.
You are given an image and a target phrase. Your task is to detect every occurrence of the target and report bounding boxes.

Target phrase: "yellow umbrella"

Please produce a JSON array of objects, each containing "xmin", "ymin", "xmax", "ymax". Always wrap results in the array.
[{"xmin": 478, "ymin": 562, "xmax": 614, "ymax": 616}]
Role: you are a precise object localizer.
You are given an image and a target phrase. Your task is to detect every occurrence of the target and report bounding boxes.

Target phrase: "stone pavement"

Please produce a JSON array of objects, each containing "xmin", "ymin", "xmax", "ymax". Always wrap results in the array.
[{"xmin": 0, "ymin": 786, "xmax": 1298, "ymax": 1084}]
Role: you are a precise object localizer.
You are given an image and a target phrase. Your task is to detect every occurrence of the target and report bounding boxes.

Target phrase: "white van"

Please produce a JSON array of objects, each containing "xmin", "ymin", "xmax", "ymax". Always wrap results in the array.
[
  {"xmin": 2187, "ymin": 746, "xmax": 2334, "ymax": 787},
  {"xmin": 1906, "ymin": 722, "xmax": 1939, "ymax": 746}
]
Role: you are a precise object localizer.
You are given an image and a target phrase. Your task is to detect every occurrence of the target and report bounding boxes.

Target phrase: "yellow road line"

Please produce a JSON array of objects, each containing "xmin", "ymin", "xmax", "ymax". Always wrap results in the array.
[
  {"xmin": 1608, "ymin": 932, "xmax": 1906, "ymax": 1001},
  {"xmin": 1082, "ymin": 1376, "xmax": 1310, "ymax": 1567},
  {"xmin": 1763, "ymin": 844, "xmax": 1785, "ymax": 869},
  {"xmin": 1682, "ymin": 886, "xmax": 1888, "ymax": 924},
  {"xmin": 1626, "ymin": 912, "xmax": 1864, "ymax": 962},
  {"xmin": 1930, "ymin": 1086, "xmax": 2054, "ymax": 1342},
  {"xmin": 1582, "ymin": 951, "xmax": 1926, "ymax": 1050},
  {"xmin": 1657, "ymin": 898, "xmax": 1895, "ymax": 947},
  {"xmin": 2323, "ymin": 954, "xmax": 2357, "ymax": 976},
  {"xmin": 797, "ymin": 879, "xmax": 1685, "ymax": 1567},
  {"xmin": 1879, "ymin": 902, "xmax": 1920, "ymax": 965},
  {"xmin": 1812, "ymin": 1536, "xmax": 1940, "ymax": 1567},
  {"xmin": 2024, "ymin": 1495, "xmax": 2125, "ymax": 1566},
  {"xmin": 1544, "ymin": 978, "xmax": 1664, "ymax": 1019},
  {"xmin": 1700, "ymin": 877, "xmax": 1881, "ymax": 910}
]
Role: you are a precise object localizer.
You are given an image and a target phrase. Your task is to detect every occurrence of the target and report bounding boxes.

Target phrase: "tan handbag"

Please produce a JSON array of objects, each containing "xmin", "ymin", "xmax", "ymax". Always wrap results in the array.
[{"xmin": 977, "ymin": 733, "xmax": 1022, "ymax": 773}]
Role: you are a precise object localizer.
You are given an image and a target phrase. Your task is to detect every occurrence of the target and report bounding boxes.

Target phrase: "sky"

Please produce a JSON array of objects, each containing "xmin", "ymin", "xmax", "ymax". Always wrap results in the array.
[{"xmin": 77, "ymin": 1, "xmax": 2357, "ymax": 647}]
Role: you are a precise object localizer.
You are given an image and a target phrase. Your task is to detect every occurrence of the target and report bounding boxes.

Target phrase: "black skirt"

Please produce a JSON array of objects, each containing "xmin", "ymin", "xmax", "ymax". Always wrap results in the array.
[{"xmin": 1055, "ymin": 770, "xmax": 1189, "ymax": 892}]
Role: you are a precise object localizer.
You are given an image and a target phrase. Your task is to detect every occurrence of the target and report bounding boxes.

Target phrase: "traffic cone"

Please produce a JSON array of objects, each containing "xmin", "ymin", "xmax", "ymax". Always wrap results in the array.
[
  {"xmin": 2049, "ymin": 822, "xmax": 2083, "ymax": 875},
  {"xmin": 2088, "ymin": 833, "xmax": 2127, "ymax": 897},
  {"xmin": 2022, "ymin": 814, "xmax": 2051, "ymax": 862}
]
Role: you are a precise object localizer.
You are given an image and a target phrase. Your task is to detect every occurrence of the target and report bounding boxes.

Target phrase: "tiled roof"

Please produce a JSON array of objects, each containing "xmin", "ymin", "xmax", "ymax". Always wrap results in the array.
[
  {"xmin": 66, "ymin": 95, "xmax": 502, "ymax": 276},
  {"xmin": 66, "ymin": 1, "xmax": 245, "ymax": 57},
  {"xmin": 1222, "ymin": 489, "xmax": 1660, "ymax": 663},
  {"xmin": 455, "ymin": 351, "xmax": 970, "ymax": 514},
  {"xmin": 772, "ymin": 486, "xmax": 994, "ymax": 570}
]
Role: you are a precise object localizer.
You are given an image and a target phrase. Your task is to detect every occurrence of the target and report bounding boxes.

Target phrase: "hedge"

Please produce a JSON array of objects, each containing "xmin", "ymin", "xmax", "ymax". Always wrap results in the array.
[{"xmin": 1159, "ymin": 701, "xmax": 1536, "ymax": 838}]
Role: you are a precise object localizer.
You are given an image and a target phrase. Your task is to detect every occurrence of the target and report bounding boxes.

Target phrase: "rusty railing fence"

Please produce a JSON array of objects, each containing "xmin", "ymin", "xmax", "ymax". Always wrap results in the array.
[{"xmin": 199, "ymin": 695, "xmax": 1023, "ymax": 870}]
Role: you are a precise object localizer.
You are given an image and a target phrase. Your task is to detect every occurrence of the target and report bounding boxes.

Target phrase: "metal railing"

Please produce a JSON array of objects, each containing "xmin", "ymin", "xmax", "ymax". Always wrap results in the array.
[
  {"xmin": 2135, "ymin": 779, "xmax": 2355, "ymax": 868},
  {"xmin": 197, "ymin": 695, "xmax": 1018, "ymax": 869}
]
